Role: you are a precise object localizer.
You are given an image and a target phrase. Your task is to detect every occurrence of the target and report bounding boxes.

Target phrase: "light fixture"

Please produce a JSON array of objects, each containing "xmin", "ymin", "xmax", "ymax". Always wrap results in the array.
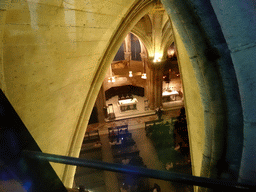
[
  {"xmin": 141, "ymin": 73, "xmax": 147, "ymax": 79},
  {"xmin": 129, "ymin": 71, "xmax": 133, "ymax": 77},
  {"xmin": 108, "ymin": 76, "xmax": 115, "ymax": 82},
  {"xmin": 153, "ymin": 53, "xmax": 162, "ymax": 62},
  {"xmin": 168, "ymin": 49, "xmax": 174, "ymax": 57},
  {"xmin": 141, "ymin": 60, "xmax": 147, "ymax": 79}
]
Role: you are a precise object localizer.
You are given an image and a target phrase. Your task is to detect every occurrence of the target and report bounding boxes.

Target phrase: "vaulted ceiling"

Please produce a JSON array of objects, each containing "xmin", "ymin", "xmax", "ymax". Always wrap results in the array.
[{"xmin": 132, "ymin": 3, "xmax": 174, "ymax": 59}]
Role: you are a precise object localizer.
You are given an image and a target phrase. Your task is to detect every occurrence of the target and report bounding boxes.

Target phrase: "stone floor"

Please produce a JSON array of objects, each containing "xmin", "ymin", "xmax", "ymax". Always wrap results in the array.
[{"xmin": 74, "ymin": 101, "xmax": 193, "ymax": 192}]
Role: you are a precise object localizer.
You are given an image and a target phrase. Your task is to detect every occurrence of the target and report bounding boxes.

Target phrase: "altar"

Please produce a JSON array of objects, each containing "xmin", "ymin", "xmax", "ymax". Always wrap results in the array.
[
  {"xmin": 118, "ymin": 98, "xmax": 138, "ymax": 112},
  {"xmin": 162, "ymin": 90, "xmax": 179, "ymax": 102}
]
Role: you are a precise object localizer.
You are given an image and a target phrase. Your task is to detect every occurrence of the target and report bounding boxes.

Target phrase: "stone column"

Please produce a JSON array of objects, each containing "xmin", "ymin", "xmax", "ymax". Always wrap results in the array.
[
  {"xmin": 124, "ymin": 33, "xmax": 132, "ymax": 67},
  {"xmin": 211, "ymin": 0, "xmax": 256, "ymax": 184},
  {"xmin": 140, "ymin": 52, "xmax": 148, "ymax": 96},
  {"xmin": 146, "ymin": 59, "xmax": 164, "ymax": 110},
  {"xmin": 95, "ymin": 84, "xmax": 107, "ymax": 123},
  {"xmin": 146, "ymin": 62, "xmax": 154, "ymax": 109},
  {"xmin": 140, "ymin": 53, "xmax": 147, "ymax": 75}
]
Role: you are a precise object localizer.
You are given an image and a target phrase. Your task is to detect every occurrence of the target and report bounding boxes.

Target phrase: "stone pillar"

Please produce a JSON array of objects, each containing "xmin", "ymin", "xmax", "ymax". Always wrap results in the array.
[
  {"xmin": 146, "ymin": 59, "xmax": 164, "ymax": 110},
  {"xmin": 147, "ymin": 63, "xmax": 154, "ymax": 109},
  {"xmin": 124, "ymin": 33, "xmax": 132, "ymax": 67},
  {"xmin": 211, "ymin": 0, "xmax": 256, "ymax": 184},
  {"xmin": 140, "ymin": 52, "xmax": 148, "ymax": 95},
  {"xmin": 155, "ymin": 65, "xmax": 163, "ymax": 108},
  {"xmin": 140, "ymin": 53, "xmax": 147, "ymax": 74},
  {"xmin": 95, "ymin": 84, "xmax": 106, "ymax": 123}
]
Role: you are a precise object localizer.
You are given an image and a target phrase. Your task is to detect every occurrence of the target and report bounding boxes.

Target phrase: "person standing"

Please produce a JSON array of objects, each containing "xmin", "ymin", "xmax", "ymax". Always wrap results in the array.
[{"xmin": 156, "ymin": 107, "xmax": 163, "ymax": 120}]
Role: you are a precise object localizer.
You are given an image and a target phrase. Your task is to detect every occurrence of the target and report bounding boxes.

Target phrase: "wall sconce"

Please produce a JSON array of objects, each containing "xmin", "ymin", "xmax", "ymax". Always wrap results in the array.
[
  {"xmin": 141, "ymin": 73, "xmax": 147, "ymax": 79},
  {"xmin": 129, "ymin": 71, "xmax": 133, "ymax": 77}
]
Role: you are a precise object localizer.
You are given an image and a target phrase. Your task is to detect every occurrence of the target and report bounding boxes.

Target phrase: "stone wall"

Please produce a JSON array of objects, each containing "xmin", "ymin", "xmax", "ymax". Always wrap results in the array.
[
  {"xmin": 1, "ymin": 0, "xmax": 137, "ymax": 184},
  {"xmin": 173, "ymin": 26, "xmax": 205, "ymax": 178}
]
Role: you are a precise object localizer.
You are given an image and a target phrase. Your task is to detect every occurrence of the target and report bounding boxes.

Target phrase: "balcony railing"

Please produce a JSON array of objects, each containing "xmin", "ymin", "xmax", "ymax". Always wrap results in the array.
[
  {"xmin": 0, "ymin": 89, "xmax": 255, "ymax": 192},
  {"xmin": 22, "ymin": 150, "xmax": 254, "ymax": 191}
]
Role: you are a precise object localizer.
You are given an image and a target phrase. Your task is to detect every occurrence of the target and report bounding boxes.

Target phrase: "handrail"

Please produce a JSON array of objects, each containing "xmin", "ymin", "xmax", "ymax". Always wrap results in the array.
[{"xmin": 22, "ymin": 150, "xmax": 255, "ymax": 191}]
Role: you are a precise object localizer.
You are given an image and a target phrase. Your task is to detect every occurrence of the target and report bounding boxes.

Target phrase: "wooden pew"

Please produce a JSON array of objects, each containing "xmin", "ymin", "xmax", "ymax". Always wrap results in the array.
[
  {"xmin": 145, "ymin": 119, "xmax": 163, "ymax": 129},
  {"xmin": 108, "ymin": 125, "xmax": 132, "ymax": 139},
  {"xmin": 110, "ymin": 137, "xmax": 136, "ymax": 149},
  {"xmin": 83, "ymin": 130, "xmax": 100, "ymax": 144}
]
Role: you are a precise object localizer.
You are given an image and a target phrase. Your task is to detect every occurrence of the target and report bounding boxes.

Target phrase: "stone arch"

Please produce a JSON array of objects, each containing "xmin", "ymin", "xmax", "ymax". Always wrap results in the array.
[
  {"xmin": 210, "ymin": 0, "xmax": 256, "ymax": 184},
  {"xmin": 0, "ymin": 9, "xmax": 7, "ymax": 95},
  {"xmin": 161, "ymin": 0, "xmax": 243, "ymax": 185},
  {"xmin": 62, "ymin": 0, "xmax": 156, "ymax": 187},
  {"xmin": 132, "ymin": 26, "xmax": 154, "ymax": 56},
  {"xmin": 71, "ymin": 0, "xmax": 242, "ymax": 188},
  {"xmin": 0, "ymin": 1, "xmax": 16, "ymax": 96}
]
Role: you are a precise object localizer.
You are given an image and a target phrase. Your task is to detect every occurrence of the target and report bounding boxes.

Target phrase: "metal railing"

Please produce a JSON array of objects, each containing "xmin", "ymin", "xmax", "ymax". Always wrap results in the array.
[{"xmin": 22, "ymin": 150, "xmax": 255, "ymax": 191}]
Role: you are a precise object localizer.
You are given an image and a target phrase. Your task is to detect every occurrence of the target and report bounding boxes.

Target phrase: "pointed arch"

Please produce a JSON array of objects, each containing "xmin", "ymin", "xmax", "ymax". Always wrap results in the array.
[{"xmin": 63, "ymin": 0, "xmax": 156, "ymax": 186}]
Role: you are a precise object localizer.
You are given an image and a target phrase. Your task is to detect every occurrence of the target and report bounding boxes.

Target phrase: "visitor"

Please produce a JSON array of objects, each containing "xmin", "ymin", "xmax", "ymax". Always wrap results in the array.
[
  {"xmin": 110, "ymin": 130, "xmax": 116, "ymax": 142},
  {"xmin": 156, "ymin": 107, "xmax": 163, "ymax": 120}
]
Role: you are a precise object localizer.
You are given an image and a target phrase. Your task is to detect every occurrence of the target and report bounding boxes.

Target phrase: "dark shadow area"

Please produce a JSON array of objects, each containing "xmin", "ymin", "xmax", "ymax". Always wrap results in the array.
[{"xmin": 0, "ymin": 89, "xmax": 67, "ymax": 192}]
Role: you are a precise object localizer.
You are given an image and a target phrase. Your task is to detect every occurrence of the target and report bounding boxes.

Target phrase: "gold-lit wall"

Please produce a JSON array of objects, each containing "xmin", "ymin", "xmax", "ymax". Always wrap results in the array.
[
  {"xmin": 173, "ymin": 26, "xmax": 205, "ymax": 177},
  {"xmin": 0, "ymin": 0, "xmax": 137, "ymax": 183}
]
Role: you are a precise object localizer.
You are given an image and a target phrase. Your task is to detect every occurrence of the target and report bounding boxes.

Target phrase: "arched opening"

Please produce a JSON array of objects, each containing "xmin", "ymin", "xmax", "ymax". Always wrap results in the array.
[
  {"xmin": 76, "ymin": 7, "xmax": 193, "ymax": 191},
  {"xmin": 71, "ymin": 0, "xmax": 238, "ymax": 189}
]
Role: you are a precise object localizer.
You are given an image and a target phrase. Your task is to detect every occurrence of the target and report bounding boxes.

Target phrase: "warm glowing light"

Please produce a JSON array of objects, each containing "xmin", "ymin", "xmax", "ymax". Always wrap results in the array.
[
  {"xmin": 167, "ymin": 47, "xmax": 175, "ymax": 57},
  {"xmin": 169, "ymin": 50, "xmax": 175, "ymax": 56},
  {"xmin": 108, "ymin": 76, "xmax": 115, "ymax": 82},
  {"xmin": 153, "ymin": 53, "xmax": 162, "ymax": 62},
  {"xmin": 129, "ymin": 71, "xmax": 133, "ymax": 77},
  {"xmin": 141, "ymin": 73, "xmax": 147, "ymax": 79}
]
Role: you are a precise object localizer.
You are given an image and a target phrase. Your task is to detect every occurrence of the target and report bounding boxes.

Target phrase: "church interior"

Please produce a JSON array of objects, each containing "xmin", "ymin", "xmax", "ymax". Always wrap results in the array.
[
  {"xmin": 90, "ymin": 32, "xmax": 183, "ymax": 123},
  {"xmin": 1, "ymin": 0, "xmax": 256, "ymax": 191}
]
